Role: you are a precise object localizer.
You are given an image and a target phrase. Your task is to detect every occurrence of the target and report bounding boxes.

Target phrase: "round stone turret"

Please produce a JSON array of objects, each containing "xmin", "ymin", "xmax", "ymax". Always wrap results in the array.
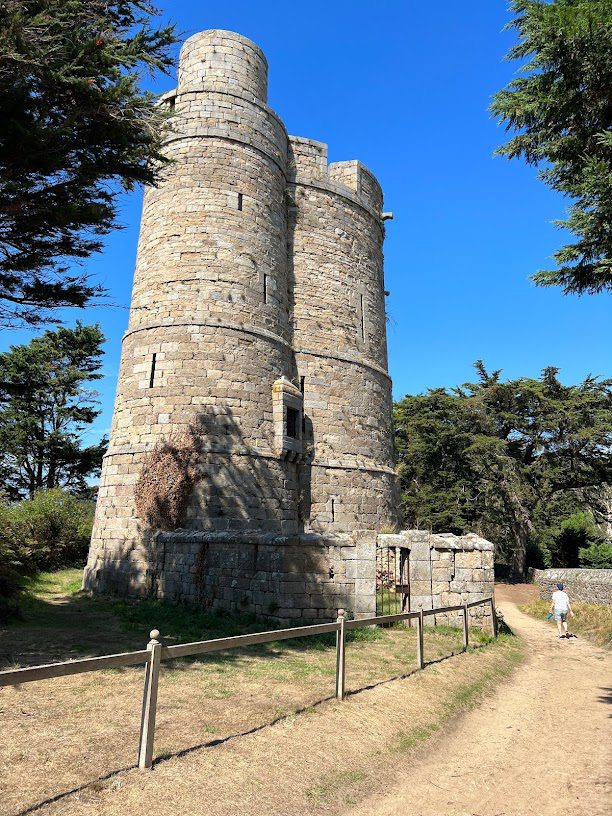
[{"xmin": 178, "ymin": 30, "xmax": 268, "ymax": 101}]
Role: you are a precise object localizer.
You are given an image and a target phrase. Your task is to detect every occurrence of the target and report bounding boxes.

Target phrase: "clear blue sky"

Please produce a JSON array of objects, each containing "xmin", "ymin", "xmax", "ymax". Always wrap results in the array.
[{"xmin": 1, "ymin": 1, "xmax": 610, "ymax": 445}]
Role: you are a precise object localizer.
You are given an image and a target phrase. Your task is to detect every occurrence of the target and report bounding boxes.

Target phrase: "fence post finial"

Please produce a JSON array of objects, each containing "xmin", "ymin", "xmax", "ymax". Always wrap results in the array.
[{"xmin": 139, "ymin": 627, "xmax": 162, "ymax": 770}]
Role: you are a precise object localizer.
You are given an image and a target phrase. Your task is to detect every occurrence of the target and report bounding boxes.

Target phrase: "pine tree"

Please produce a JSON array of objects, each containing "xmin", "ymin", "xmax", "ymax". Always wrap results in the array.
[
  {"xmin": 491, "ymin": 0, "xmax": 612, "ymax": 294},
  {"xmin": 394, "ymin": 363, "xmax": 612, "ymax": 576},
  {"xmin": 0, "ymin": 1, "xmax": 176, "ymax": 326},
  {"xmin": 0, "ymin": 323, "xmax": 107, "ymax": 498}
]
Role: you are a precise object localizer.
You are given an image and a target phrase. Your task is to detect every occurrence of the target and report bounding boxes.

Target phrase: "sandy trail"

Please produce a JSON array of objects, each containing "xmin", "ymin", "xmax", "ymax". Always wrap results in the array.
[{"xmin": 348, "ymin": 590, "xmax": 612, "ymax": 816}]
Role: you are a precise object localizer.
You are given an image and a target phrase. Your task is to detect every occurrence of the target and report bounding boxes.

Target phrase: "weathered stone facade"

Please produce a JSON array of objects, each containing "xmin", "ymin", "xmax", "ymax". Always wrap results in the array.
[
  {"xmin": 533, "ymin": 568, "xmax": 612, "ymax": 606},
  {"xmin": 83, "ymin": 30, "xmax": 399, "ymax": 621},
  {"xmin": 378, "ymin": 531, "xmax": 495, "ymax": 627}
]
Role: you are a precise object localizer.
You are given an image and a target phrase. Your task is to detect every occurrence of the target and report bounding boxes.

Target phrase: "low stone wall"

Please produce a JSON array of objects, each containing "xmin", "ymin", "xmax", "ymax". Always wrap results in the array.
[
  {"xmin": 84, "ymin": 530, "xmax": 377, "ymax": 624},
  {"xmin": 377, "ymin": 530, "xmax": 495, "ymax": 628},
  {"xmin": 533, "ymin": 568, "xmax": 612, "ymax": 606}
]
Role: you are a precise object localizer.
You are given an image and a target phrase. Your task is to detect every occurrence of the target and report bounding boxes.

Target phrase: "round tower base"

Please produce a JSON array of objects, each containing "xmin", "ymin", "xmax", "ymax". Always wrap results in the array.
[{"xmin": 83, "ymin": 532, "xmax": 377, "ymax": 623}]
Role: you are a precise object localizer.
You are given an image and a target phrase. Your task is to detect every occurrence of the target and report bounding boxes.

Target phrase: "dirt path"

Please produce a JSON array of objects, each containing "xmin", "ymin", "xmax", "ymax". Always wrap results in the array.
[{"xmin": 348, "ymin": 590, "xmax": 612, "ymax": 816}]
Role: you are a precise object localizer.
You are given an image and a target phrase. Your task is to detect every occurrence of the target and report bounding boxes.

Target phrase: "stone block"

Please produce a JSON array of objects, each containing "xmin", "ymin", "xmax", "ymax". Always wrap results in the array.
[
  {"xmin": 410, "ymin": 562, "xmax": 432, "ymax": 582},
  {"xmin": 345, "ymin": 559, "xmax": 375, "ymax": 580},
  {"xmin": 455, "ymin": 551, "xmax": 482, "ymax": 569},
  {"xmin": 408, "ymin": 541, "xmax": 430, "ymax": 561},
  {"xmin": 432, "ymin": 566, "xmax": 453, "ymax": 582}
]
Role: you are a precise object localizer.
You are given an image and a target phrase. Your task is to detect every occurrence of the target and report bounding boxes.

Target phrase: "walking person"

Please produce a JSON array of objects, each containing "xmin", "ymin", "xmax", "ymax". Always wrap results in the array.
[{"xmin": 549, "ymin": 582, "xmax": 575, "ymax": 639}]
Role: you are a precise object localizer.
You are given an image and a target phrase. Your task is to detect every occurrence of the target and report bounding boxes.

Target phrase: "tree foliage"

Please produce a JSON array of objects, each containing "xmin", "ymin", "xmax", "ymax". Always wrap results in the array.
[
  {"xmin": 579, "ymin": 539, "xmax": 612, "ymax": 568},
  {"xmin": 394, "ymin": 363, "xmax": 612, "ymax": 576},
  {"xmin": 491, "ymin": 0, "xmax": 612, "ymax": 294},
  {"xmin": 0, "ymin": 1, "xmax": 176, "ymax": 326},
  {"xmin": 0, "ymin": 322, "xmax": 107, "ymax": 499}
]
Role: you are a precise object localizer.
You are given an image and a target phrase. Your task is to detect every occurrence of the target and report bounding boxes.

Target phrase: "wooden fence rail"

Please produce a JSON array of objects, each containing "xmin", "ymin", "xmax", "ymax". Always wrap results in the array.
[{"xmin": 0, "ymin": 597, "xmax": 497, "ymax": 769}]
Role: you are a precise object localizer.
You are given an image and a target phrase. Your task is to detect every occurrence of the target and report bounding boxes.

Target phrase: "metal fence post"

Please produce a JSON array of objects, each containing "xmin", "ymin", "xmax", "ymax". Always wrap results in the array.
[
  {"xmin": 462, "ymin": 603, "xmax": 469, "ymax": 651},
  {"xmin": 335, "ymin": 609, "xmax": 346, "ymax": 701},
  {"xmin": 416, "ymin": 608, "xmax": 424, "ymax": 669},
  {"xmin": 138, "ymin": 629, "xmax": 161, "ymax": 770},
  {"xmin": 490, "ymin": 597, "xmax": 498, "ymax": 638}
]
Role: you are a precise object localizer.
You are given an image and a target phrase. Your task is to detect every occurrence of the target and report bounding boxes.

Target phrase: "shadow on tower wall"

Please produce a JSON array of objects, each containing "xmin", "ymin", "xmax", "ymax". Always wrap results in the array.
[{"xmin": 87, "ymin": 405, "xmax": 359, "ymax": 621}]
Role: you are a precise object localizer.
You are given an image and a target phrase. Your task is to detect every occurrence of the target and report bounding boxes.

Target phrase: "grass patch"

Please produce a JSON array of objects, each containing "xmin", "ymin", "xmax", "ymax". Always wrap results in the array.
[
  {"xmin": 394, "ymin": 632, "xmax": 522, "ymax": 755},
  {"xmin": 306, "ymin": 770, "xmax": 369, "ymax": 803},
  {"xmin": 0, "ymin": 569, "xmax": 520, "ymax": 816},
  {"xmin": 394, "ymin": 722, "xmax": 439, "ymax": 752},
  {"xmin": 521, "ymin": 599, "xmax": 612, "ymax": 648}
]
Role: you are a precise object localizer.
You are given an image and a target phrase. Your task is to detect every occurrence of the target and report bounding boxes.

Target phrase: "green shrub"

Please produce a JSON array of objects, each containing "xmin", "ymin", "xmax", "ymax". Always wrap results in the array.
[
  {"xmin": 526, "ymin": 537, "xmax": 552, "ymax": 569},
  {"xmin": 0, "ymin": 523, "xmax": 29, "ymax": 621},
  {"xmin": 8, "ymin": 489, "xmax": 95, "ymax": 571},
  {"xmin": 0, "ymin": 490, "xmax": 94, "ymax": 619},
  {"xmin": 551, "ymin": 512, "xmax": 599, "ymax": 567},
  {"xmin": 579, "ymin": 541, "xmax": 612, "ymax": 569}
]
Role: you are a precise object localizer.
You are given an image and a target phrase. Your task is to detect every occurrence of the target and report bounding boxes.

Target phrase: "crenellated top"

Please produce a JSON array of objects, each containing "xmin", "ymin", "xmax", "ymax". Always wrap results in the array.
[
  {"xmin": 287, "ymin": 136, "xmax": 384, "ymax": 222},
  {"xmin": 328, "ymin": 161, "xmax": 383, "ymax": 217}
]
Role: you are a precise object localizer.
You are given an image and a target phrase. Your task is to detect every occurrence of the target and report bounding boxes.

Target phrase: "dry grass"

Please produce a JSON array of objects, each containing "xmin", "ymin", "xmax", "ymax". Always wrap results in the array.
[
  {"xmin": 521, "ymin": 598, "xmax": 612, "ymax": 648},
  {"xmin": 32, "ymin": 636, "xmax": 522, "ymax": 816},
  {"xmin": 0, "ymin": 570, "xmax": 518, "ymax": 816}
]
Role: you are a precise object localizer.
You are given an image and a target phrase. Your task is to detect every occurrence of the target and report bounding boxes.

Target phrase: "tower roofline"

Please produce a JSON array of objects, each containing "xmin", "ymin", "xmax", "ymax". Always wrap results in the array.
[{"xmin": 180, "ymin": 29, "xmax": 268, "ymax": 68}]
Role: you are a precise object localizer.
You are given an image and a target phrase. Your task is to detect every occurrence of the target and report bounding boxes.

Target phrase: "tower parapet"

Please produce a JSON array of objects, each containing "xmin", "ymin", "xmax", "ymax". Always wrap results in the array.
[{"xmin": 84, "ymin": 30, "xmax": 399, "ymax": 621}]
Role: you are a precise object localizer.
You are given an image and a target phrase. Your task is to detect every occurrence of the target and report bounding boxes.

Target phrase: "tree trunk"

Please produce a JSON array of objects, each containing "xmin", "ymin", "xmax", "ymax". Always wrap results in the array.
[{"xmin": 499, "ymin": 475, "xmax": 535, "ymax": 580}]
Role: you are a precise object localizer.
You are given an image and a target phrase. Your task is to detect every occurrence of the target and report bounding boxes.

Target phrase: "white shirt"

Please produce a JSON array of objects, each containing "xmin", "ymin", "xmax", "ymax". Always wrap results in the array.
[{"xmin": 552, "ymin": 590, "xmax": 569, "ymax": 612}]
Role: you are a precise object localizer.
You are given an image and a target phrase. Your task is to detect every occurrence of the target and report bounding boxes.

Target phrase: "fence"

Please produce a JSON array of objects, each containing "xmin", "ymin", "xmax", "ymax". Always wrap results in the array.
[{"xmin": 0, "ymin": 597, "xmax": 497, "ymax": 770}]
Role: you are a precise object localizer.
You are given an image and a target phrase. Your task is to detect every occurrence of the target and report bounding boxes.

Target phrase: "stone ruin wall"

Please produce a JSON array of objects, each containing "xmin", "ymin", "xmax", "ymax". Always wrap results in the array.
[
  {"xmin": 533, "ymin": 568, "xmax": 612, "ymax": 606},
  {"xmin": 378, "ymin": 531, "xmax": 496, "ymax": 628},
  {"xmin": 83, "ymin": 30, "xmax": 399, "ymax": 622}
]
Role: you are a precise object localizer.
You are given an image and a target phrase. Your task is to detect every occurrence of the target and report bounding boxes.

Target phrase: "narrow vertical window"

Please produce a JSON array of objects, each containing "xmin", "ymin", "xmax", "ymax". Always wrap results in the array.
[
  {"xmin": 360, "ymin": 293, "xmax": 366, "ymax": 341},
  {"xmin": 237, "ymin": 192, "xmax": 243, "ymax": 211},
  {"xmin": 300, "ymin": 376, "xmax": 305, "ymax": 394},
  {"xmin": 300, "ymin": 376, "xmax": 306, "ymax": 433},
  {"xmin": 331, "ymin": 498, "xmax": 336, "ymax": 523},
  {"xmin": 286, "ymin": 407, "xmax": 299, "ymax": 440},
  {"xmin": 149, "ymin": 353, "xmax": 157, "ymax": 389},
  {"xmin": 263, "ymin": 274, "xmax": 269, "ymax": 303}
]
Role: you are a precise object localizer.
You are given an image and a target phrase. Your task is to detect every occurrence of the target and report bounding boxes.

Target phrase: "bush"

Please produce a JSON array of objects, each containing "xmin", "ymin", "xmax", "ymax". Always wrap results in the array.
[
  {"xmin": 526, "ymin": 537, "xmax": 552, "ymax": 570},
  {"xmin": 579, "ymin": 541, "xmax": 612, "ymax": 569},
  {"xmin": 0, "ymin": 525, "xmax": 29, "ymax": 621},
  {"xmin": 8, "ymin": 489, "xmax": 95, "ymax": 571},
  {"xmin": 549, "ymin": 511, "xmax": 602, "ymax": 568},
  {"xmin": 0, "ymin": 490, "xmax": 94, "ymax": 619}
]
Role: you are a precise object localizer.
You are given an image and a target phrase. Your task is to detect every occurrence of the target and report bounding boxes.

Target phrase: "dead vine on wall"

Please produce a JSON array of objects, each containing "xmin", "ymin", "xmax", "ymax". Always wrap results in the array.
[{"xmin": 135, "ymin": 425, "xmax": 202, "ymax": 530}]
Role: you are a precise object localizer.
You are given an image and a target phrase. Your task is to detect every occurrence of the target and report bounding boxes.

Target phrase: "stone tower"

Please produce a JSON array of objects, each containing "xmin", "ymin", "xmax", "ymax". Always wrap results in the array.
[{"xmin": 83, "ymin": 30, "xmax": 400, "ymax": 621}]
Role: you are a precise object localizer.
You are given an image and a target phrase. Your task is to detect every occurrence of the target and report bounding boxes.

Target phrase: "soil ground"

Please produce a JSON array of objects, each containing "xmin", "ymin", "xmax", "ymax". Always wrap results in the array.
[
  {"xmin": 2, "ymin": 580, "xmax": 610, "ymax": 816},
  {"xmin": 0, "ymin": 571, "xmax": 492, "ymax": 816},
  {"xmin": 348, "ymin": 584, "xmax": 612, "ymax": 816}
]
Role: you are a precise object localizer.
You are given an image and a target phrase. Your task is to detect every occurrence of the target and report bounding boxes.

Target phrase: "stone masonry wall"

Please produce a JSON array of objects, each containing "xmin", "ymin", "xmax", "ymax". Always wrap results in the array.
[
  {"xmin": 288, "ymin": 137, "xmax": 399, "ymax": 539},
  {"xmin": 378, "ymin": 531, "xmax": 495, "ymax": 628},
  {"xmin": 84, "ymin": 29, "xmax": 397, "ymax": 621},
  {"xmin": 533, "ymin": 568, "xmax": 612, "ymax": 606}
]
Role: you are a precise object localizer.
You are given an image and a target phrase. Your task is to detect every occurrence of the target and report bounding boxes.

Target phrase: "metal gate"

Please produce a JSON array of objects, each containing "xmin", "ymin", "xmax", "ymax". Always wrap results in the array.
[{"xmin": 376, "ymin": 541, "xmax": 410, "ymax": 616}]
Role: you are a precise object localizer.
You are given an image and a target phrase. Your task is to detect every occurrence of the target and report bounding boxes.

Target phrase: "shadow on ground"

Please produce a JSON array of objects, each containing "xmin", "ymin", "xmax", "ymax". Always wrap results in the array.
[{"xmin": 13, "ymin": 644, "xmax": 481, "ymax": 816}]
